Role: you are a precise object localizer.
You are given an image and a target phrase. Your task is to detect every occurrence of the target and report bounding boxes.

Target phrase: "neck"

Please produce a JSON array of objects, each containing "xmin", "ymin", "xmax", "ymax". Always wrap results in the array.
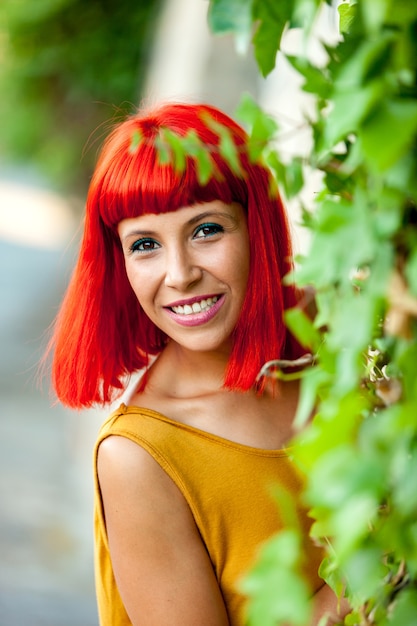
[{"xmin": 148, "ymin": 341, "xmax": 231, "ymax": 399}]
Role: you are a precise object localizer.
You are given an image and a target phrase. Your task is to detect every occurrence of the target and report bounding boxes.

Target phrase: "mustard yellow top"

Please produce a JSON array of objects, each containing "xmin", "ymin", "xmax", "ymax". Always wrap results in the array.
[{"xmin": 94, "ymin": 403, "xmax": 323, "ymax": 625}]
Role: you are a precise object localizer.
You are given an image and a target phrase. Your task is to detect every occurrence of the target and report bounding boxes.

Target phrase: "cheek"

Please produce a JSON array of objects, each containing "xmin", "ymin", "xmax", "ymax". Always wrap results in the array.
[
  {"xmin": 124, "ymin": 263, "xmax": 153, "ymax": 308},
  {"xmin": 124, "ymin": 263, "xmax": 138, "ymax": 294},
  {"xmin": 232, "ymin": 239, "xmax": 250, "ymax": 288}
]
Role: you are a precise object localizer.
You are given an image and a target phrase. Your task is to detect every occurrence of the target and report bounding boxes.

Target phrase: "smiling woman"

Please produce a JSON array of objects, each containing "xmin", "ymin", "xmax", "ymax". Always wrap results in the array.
[
  {"xmin": 117, "ymin": 201, "xmax": 249, "ymax": 352},
  {"xmin": 50, "ymin": 102, "xmax": 301, "ymax": 407},
  {"xmin": 46, "ymin": 102, "xmax": 349, "ymax": 626}
]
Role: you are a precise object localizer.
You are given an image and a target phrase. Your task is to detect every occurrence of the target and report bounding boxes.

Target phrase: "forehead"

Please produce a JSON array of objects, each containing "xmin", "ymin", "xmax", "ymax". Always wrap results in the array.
[{"xmin": 117, "ymin": 201, "xmax": 246, "ymax": 238}]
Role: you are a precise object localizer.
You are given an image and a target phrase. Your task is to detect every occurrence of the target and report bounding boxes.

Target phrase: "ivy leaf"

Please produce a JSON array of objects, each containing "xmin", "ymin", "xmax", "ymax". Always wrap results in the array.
[
  {"xmin": 342, "ymin": 545, "xmax": 388, "ymax": 601},
  {"xmin": 203, "ymin": 113, "xmax": 242, "ymax": 174},
  {"xmin": 338, "ymin": 1, "xmax": 357, "ymax": 35},
  {"xmin": 286, "ymin": 55, "xmax": 332, "ymax": 99},
  {"xmin": 207, "ymin": 0, "xmax": 253, "ymax": 53},
  {"xmin": 235, "ymin": 91, "xmax": 265, "ymax": 128},
  {"xmin": 266, "ymin": 153, "xmax": 304, "ymax": 199},
  {"xmin": 386, "ymin": 3, "xmax": 417, "ymax": 24},
  {"xmin": 157, "ymin": 129, "xmax": 186, "ymax": 172},
  {"xmin": 285, "ymin": 157, "xmax": 304, "ymax": 198},
  {"xmin": 252, "ymin": 0, "xmax": 293, "ymax": 77},
  {"xmin": 218, "ymin": 127, "xmax": 241, "ymax": 174},
  {"xmin": 360, "ymin": 99, "xmax": 417, "ymax": 172},
  {"xmin": 405, "ymin": 250, "xmax": 417, "ymax": 297},
  {"xmin": 334, "ymin": 31, "xmax": 395, "ymax": 88},
  {"xmin": 235, "ymin": 92, "xmax": 278, "ymax": 161},
  {"xmin": 242, "ymin": 530, "xmax": 312, "ymax": 626},
  {"xmin": 284, "ymin": 307, "xmax": 321, "ymax": 352},
  {"xmin": 360, "ymin": 0, "xmax": 390, "ymax": 33},
  {"xmin": 322, "ymin": 81, "xmax": 383, "ymax": 153},
  {"xmin": 194, "ymin": 149, "xmax": 214, "ymax": 185},
  {"xmin": 293, "ymin": 366, "xmax": 331, "ymax": 429},
  {"xmin": 382, "ymin": 588, "xmax": 417, "ymax": 625},
  {"xmin": 182, "ymin": 131, "xmax": 215, "ymax": 185},
  {"xmin": 154, "ymin": 133, "xmax": 171, "ymax": 165},
  {"xmin": 128, "ymin": 130, "xmax": 142, "ymax": 154}
]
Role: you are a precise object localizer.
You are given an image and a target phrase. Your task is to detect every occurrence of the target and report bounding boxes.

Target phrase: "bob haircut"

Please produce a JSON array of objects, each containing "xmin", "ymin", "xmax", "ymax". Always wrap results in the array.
[{"xmin": 49, "ymin": 102, "xmax": 303, "ymax": 408}]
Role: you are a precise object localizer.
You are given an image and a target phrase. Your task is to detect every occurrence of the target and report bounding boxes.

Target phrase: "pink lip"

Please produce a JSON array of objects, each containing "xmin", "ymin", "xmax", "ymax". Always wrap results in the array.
[
  {"xmin": 165, "ymin": 293, "xmax": 220, "ymax": 308},
  {"xmin": 164, "ymin": 294, "xmax": 225, "ymax": 327}
]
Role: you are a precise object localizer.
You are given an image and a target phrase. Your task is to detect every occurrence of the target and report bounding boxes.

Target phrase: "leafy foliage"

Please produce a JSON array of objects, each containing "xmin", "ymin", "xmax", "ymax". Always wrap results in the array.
[
  {"xmin": 0, "ymin": 0, "xmax": 160, "ymax": 192},
  {"xmin": 207, "ymin": 0, "xmax": 417, "ymax": 624}
]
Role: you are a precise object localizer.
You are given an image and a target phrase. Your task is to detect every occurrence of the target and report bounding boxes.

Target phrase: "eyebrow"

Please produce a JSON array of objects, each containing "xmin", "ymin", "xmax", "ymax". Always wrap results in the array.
[
  {"xmin": 188, "ymin": 210, "xmax": 237, "ymax": 225},
  {"xmin": 120, "ymin": 210, "xmax": 237, "ymax": 243}
]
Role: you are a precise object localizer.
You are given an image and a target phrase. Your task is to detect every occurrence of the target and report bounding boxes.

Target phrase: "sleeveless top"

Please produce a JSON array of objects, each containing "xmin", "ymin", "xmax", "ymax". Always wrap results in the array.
[{"xmin": 93, "ymin": 403, "xmax": 323, "ymax": 625}]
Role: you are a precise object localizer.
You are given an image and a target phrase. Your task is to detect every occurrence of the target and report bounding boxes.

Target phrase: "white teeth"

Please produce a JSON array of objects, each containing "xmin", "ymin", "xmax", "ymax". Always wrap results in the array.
[{"xmin": 171, "ymin": 296, "xmax": 219, "ymax": 316}]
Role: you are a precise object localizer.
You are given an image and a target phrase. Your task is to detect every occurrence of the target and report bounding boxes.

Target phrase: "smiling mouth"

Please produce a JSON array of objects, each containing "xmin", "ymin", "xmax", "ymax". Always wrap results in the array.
[{"xmin": 170, "ymin": 296, "xmax": 219, "ymax": 316}]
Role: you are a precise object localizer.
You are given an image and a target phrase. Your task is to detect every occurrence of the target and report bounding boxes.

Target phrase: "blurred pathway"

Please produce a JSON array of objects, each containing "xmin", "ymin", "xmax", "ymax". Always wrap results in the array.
[{"xmin": 0, "ymin": 179, "xmax": 103, "ymax": 625}]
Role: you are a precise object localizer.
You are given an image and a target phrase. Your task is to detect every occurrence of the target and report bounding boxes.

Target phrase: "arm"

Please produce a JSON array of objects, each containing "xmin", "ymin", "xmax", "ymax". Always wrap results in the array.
[{"xmin": 97, "ymin": 435, "xmax": 230, "ymax": 626}]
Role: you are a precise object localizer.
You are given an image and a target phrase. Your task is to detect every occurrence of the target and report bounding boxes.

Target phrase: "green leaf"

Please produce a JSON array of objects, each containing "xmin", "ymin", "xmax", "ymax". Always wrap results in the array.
[
  {"xmin": 329, "ymin": 495, "xmax": 379, "ymax": 558},
  {"xmin": 342, "ymin": 545, "xmax": 388, "ymax": 601},
  {"xmin": 242, "ymin": 530, "xmax": 312, "ymax": 626},
  {"xmin": 338, "ymin": 1, "xmax": 357, "ymax": 34},
  {"xmin": 360, "ymin": 99, "xmax": 417, "ymax": 171},
  {"xmin": 360, "ymin": 0, "xmax": 390, "ymax": 34},
  {"xmin": 386, "ymin": 2, "xmax": 417, "ymax": 24},
  {"xmin": 286, "ymin": 55, "xmax": 332, "ymax": 99},
  {"xmin": 334, "ymin": 31, "xmax": 395, "ymax": 89},
  {"xmin": 392, "ymin": 449, "xmax": 417, "ymax": 517},
  {"xmin": 182, "ymin": 130, "xmax": 216, "ymax": 185},
  {"xmin": 157, "ymin": 129, "xmax": 186, "ymax": 172},
  {"xmin": 194, "ymin": 149, "xmax": 214, "ymax": 185},
  {"xmin": 218, "ymin": 127, "xmax": 241, "ymax": 174},
  {"xmin": 293, "ymin": 366, "xmax": 331, "ymax": 430},
  {"xmin": 322, "ymin": 81, "xmax": 383, "ymax": 152},
  {"xmin": 267, "ymin": 152, "xmax": 304, "ymax": 198},
  {"xmin": 203, "ymin": 113, "xmax": 242, "ymax": 174},
  {"xmin": 293, "ymin": 195, "xmax": 381, "ymax": 292},
  {"xmin": 374, "ymin": 188, "xmax": 403, "ymax": 237},
  {"xmin": 308, "ymin": 446, "xmax": 385, "ymax": 510},
  {"xmin": 285, "ymin": 157, "xmax": 304, "ymax": 198},
  {"xmin": 284, "ymin": 307, "xmax": 321, "ymax": 352},
  {"xmin": 154, "ymin": 134, "xmax": 171, "ymax": 165},
  {"xmin": 207, "ymin": 0, "xmax": 253, "ymax": 53},
  {"xmin": 252, "ymin": 0, "xmax": 293, "ymax": 77},
  {"xmin": 405, "ymin": 250, "xmax": 417, "ymax": 297},
  {"xmin": 235, "ymin": 92, "xmax": 263, "ymax": 128},
  {"xmin": 294, "ymin": 391, "xmax": 366, "ymax": 469},
  {"xmin": 128, "ymin": 130, "xmax": 142, "ymax": 154},
  {"xmin": 386, "ymin": 588, "xmax": 417, "ymax": 626},
  {"xmin": 235, "ymin": 93, "xmax": 278, "ymax": 161}
]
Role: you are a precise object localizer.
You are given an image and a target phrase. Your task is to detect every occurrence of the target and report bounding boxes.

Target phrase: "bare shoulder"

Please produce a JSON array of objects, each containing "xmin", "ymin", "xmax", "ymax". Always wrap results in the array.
[
  {"xmin": 97, "ymin": 436, "xmax": 229, "ymax": 625},
  {"xmin": 97, "ymin": 435, "xmax": 195, "ymax": 558},
  {"xmin": 97, "ymin": 435, "xmax": 172, "ymax": 495}
]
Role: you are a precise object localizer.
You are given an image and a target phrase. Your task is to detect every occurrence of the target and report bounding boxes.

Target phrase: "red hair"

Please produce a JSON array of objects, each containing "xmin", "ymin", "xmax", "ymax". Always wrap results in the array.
[{"xmin": 49, "ymin": 102, "xmax": 302, "ymax": 408}]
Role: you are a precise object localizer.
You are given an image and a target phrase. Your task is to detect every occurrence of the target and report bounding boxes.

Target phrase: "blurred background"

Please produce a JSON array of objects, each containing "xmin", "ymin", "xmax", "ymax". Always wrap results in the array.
[{"xmin": 0, "ymin": 1, "xmax": 339, "ymax": 623}]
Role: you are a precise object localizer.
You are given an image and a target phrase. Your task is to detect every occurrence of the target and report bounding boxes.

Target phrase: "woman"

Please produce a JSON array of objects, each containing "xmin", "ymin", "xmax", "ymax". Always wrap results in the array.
[{"xmin": 49, "ymin": 102, "xmax": 347, "ymax": 625}]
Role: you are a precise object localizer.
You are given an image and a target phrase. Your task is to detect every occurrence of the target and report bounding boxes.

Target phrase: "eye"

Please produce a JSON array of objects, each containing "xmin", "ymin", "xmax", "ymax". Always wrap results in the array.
[
  {"xmin": 193, "ymin": 223, "xmax": 224, "ymax": 239},
  {"xmin": 130, "ymin": 238, "xmax": 160, "ymax": 253}
]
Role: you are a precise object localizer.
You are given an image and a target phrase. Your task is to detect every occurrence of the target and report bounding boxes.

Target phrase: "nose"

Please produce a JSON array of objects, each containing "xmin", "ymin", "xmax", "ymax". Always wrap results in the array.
[{"xmin": 164, "ymin": 246, "xmax": 202, "ymax": 290}]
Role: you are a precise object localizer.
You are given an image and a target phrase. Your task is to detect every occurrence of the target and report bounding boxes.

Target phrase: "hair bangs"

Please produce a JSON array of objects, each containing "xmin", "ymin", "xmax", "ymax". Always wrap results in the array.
[{"xmin": 91, "ymin": 112, "xmax": 250, "ymax": 230}]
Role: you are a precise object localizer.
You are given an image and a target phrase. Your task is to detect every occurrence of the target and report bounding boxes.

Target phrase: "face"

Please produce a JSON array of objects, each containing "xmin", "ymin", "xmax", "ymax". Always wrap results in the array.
[{"xmin": 118, "ymin": 201, "xmax": 250, "ymax": 356}]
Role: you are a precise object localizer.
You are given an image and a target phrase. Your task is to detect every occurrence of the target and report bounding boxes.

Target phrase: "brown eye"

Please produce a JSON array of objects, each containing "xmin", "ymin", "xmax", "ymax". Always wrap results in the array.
[
  {"xmin": 131, "ymin": 238, "xmax": 160, "ymax": 253},
  {"xmin": 194, "ymin": 223, "xmax": 224, "ymax": 239}
]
